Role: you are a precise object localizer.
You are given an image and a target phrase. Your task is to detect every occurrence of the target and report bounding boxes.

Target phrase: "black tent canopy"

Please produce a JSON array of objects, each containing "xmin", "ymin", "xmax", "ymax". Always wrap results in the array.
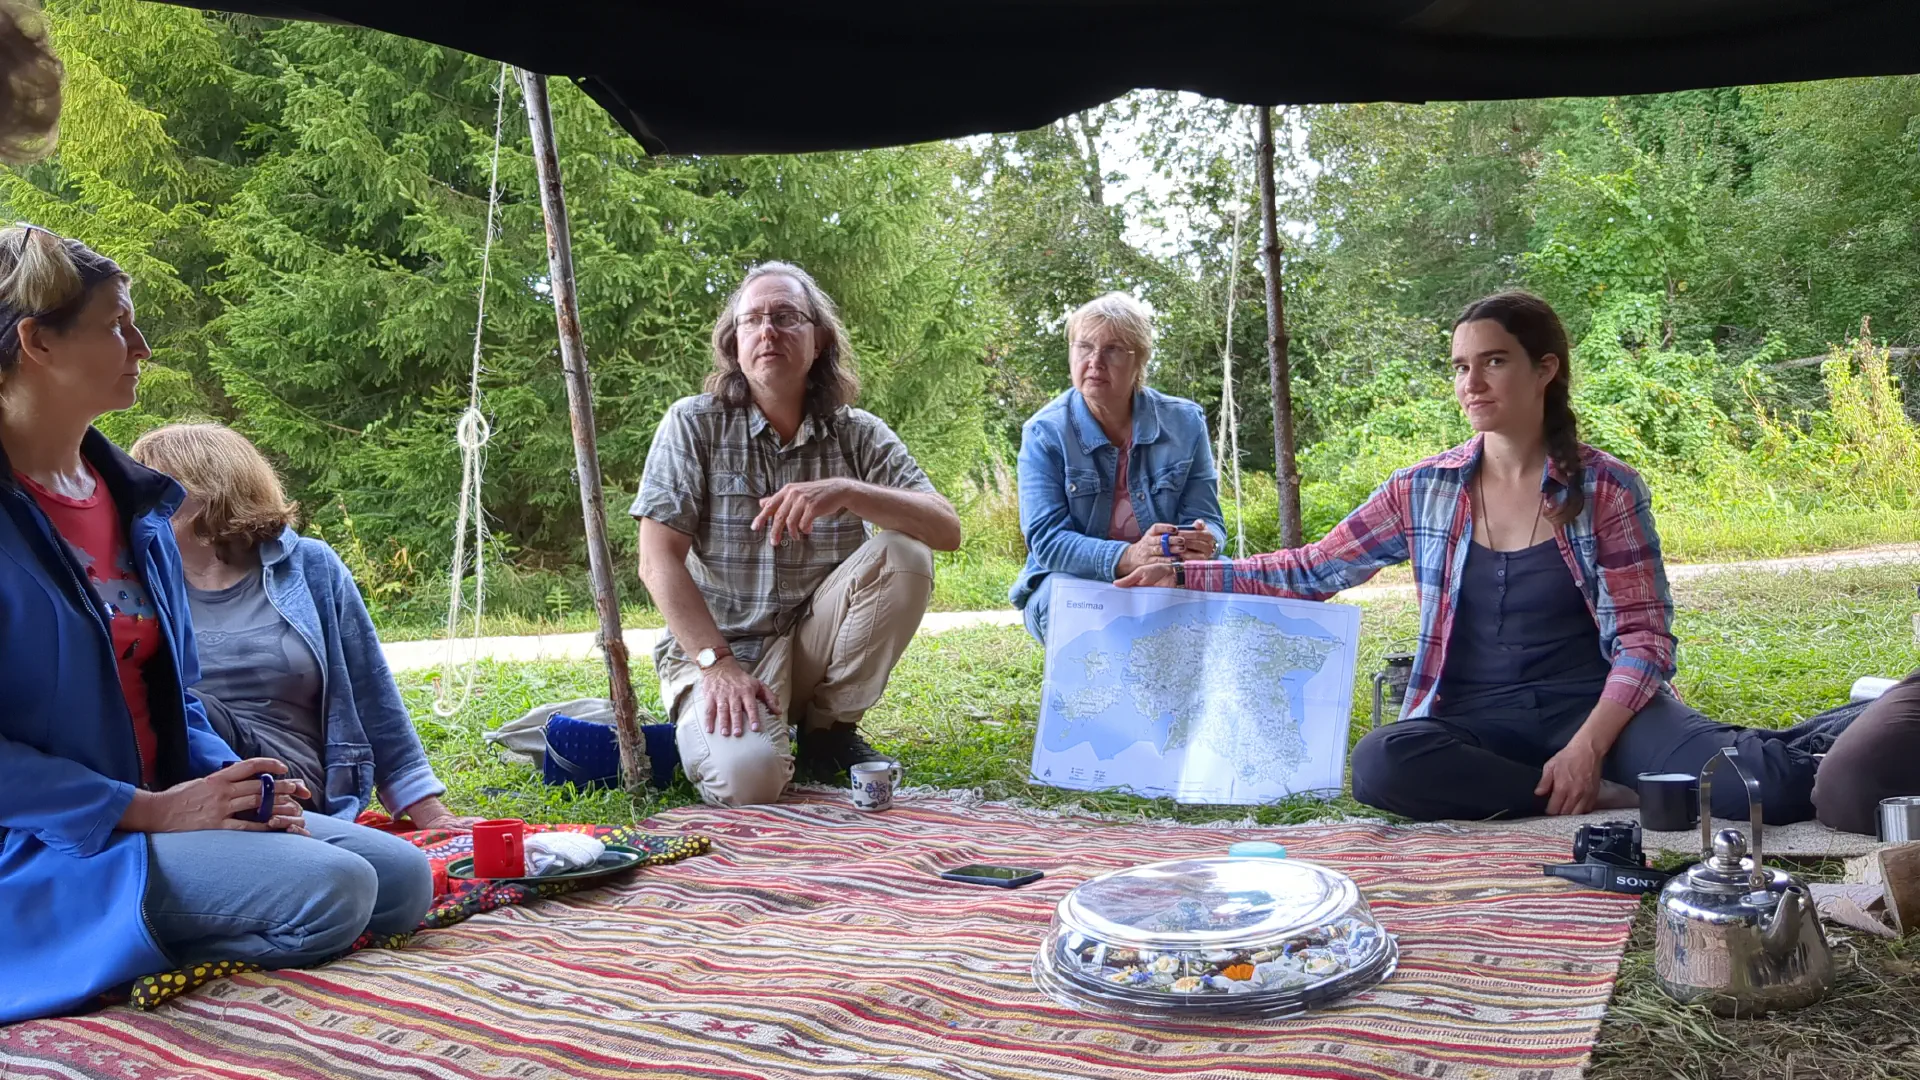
[{"xmin": 158, "ymin": 1, "xmax": 1920, "ymax": 155}]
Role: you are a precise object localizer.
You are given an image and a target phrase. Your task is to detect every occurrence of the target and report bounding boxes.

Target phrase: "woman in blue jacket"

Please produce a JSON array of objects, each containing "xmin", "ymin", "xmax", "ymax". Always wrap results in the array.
[
  {"xmin": 130, "ymin": 422, "xmax": 475, "ymax": 831},
  {"xmin": 1010, "ymin": 292, "xmax": 1227, "ymax": 642},
  {"xmin": 0, "ymin": 225, "xmax": 431, "ymax": 1023}
]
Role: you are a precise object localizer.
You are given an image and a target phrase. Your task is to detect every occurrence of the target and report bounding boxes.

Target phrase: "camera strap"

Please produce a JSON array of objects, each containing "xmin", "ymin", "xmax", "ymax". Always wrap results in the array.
[{"xmin": 1542, "ymin": 859, "xmax": 1673, "ymax": 895}]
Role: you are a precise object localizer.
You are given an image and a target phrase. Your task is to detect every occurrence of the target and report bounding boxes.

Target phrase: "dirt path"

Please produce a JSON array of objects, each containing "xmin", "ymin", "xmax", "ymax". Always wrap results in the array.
[{"xmin": 380, "ymin": 543, "xmax": 1920, "ymax": 673}]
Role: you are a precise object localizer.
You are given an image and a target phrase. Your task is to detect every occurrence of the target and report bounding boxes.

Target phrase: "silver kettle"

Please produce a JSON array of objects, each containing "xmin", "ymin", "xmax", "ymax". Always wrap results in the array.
[{"xmin": 1653, "ymin": 748, "xmax": 1834, "ymax": 1016}]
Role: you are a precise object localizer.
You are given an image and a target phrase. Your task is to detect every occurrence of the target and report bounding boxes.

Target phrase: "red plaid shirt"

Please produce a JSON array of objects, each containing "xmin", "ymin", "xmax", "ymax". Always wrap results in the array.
[{"xmin": 1184, "ymin": 437, "xmax": 1676, "ymax": 720}]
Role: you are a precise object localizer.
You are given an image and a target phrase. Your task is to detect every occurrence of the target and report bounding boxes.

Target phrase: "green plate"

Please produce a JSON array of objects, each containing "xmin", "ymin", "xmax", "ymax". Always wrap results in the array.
[{"xmin": 447, "ymin": 843, "xmax": 647, "ymax": 885}]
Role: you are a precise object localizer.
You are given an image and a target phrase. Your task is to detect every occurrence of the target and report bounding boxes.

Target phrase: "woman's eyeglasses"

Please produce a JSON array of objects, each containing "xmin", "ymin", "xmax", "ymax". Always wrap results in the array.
[{"xmin": 1072, "ymin": 341, "xmax": 1134, "ymax": 364}]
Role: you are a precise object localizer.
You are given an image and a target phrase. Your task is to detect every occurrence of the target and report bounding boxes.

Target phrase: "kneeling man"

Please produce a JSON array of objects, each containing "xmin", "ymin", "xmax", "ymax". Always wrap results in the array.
[{"xmin": 633, "ymin": 262, "xmax": 962, "ymax": 806}]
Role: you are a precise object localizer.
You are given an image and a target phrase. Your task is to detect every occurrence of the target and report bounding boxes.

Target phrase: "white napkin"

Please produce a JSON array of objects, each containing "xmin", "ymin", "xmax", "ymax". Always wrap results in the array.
[{"xmin": 523, "ymin": 832, "xmax": 607, "ymax": 877}]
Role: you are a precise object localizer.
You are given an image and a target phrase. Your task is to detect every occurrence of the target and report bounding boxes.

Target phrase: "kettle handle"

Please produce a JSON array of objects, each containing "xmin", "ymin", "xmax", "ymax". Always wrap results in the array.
[{"xmin": 1698, "ymin": 747, "xmax": 1764, "ymax": 875}]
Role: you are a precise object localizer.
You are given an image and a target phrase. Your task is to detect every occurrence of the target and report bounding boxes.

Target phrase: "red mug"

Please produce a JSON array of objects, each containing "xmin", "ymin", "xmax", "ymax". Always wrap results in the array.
[{"xmin": 472, "ymin": 818, "xmax": 526, "ymax": 878}]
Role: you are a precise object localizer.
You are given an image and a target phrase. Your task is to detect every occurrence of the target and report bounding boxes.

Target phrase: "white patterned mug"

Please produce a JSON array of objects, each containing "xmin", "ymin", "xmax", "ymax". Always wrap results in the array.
[{"xmin": 850, "ymin": 761, "xmax": 903, "ymax": 812}]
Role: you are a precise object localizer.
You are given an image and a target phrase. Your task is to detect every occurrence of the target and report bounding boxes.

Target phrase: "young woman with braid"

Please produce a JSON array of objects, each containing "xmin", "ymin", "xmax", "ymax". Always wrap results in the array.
[{"xmin": 1120, "ymin": 292, "xmax": 1825, "ymax": 823}]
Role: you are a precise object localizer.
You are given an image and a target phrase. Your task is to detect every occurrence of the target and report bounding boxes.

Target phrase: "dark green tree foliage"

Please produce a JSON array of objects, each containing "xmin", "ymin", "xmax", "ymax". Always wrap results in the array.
[
  {"xmin": 15, "ymin": 6, "xmax": 989, "ymax": 597},
  {"xmin": 968, "ymin": 112, "xmax": 1143, "ymax": 444},
  {"xmin": 1721, "ymin": 78, "xmax": 1920, "ymax": 356},
  {"xmin": 10, "ymin": 3, "xmax": 1918, "ymax": 595}
]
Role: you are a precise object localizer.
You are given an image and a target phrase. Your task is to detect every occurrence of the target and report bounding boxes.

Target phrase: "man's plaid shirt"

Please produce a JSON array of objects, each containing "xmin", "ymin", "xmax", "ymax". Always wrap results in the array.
[
  {"xmin": 631, "ymin": 394, "xmax": 936, "ymax": 669},
  {"xmin": 1183, "ymin": 436, "xmax": 1676, "ymax": 720}
]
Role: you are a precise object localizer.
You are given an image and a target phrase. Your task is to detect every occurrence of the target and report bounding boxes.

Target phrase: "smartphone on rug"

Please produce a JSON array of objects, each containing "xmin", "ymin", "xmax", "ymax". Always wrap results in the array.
[{"xmin": 940, "ymin": 863, "xmax": 1044, "ymax": 888}]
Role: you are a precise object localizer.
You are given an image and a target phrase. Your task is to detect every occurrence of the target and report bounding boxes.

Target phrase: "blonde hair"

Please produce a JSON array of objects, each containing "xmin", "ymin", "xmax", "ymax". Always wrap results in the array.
[
  {"xmin": 707, "ymin": 261, "xmax": 859, "ymax": 421},
  {"xmin": 0, "ymin": 223, "xmax": 126, "ymax": 390},
  {"xmin": 0, "ymin": 1, "xmax": 62, "ymax": 164},
  {"xmin": 1065, "ymin": 291, "xmax": 1154, "ymax": 393},
  {"xmin": 129, "ymin": 423, "xmax": 300, "ymax": 550}
]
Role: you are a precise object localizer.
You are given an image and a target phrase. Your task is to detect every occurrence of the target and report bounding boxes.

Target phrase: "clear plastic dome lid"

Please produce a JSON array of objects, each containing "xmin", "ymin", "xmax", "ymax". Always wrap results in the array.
[{"xmin": 1033, "ymin": 856, "xmax": 1398, "ymax": 1019}]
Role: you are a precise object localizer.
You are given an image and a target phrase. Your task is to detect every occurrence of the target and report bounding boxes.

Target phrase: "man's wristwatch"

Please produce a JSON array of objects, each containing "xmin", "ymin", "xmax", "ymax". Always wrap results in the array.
[
  {"xmin": 1173, "ymin": 563, "xmax": 1186, "ymax": 587},
  {"xmin": 696, "ymin": 645, "xmax": 732, "ymax": 671}
]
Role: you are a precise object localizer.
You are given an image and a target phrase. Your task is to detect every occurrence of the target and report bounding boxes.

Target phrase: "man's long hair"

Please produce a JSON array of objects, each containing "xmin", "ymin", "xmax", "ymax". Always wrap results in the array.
[{"xmin": 706, "ymin": 262, "xmax": 860, "ymax": 423}]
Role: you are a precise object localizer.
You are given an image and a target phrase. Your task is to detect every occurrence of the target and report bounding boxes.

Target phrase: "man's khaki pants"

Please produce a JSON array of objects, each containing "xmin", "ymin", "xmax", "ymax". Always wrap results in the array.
[{"xmin": 659, "ymin": 531, "xmax": 934, "ymax": 807}]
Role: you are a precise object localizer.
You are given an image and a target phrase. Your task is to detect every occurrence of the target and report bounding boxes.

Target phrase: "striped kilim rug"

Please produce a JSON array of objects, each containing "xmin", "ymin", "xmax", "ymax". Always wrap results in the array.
[{"xmin": 0, "ymin": 793, "xmax": 1638, "ymax": 1080}]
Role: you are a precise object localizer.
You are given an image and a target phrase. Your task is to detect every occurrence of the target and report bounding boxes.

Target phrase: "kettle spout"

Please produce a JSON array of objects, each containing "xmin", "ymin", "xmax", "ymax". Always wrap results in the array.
[{"xmin": 1762, "ymin": 889, "xmax": 1808, "ymax": 959}]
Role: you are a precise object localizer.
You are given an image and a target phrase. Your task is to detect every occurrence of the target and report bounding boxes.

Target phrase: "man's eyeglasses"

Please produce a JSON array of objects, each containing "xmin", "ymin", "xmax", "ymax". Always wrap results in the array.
[
  {"xmin": 736, "ymin": 309, "xmax": 815, "ymax": 333},
  {"xmin": 1072, "ymin": 341, "xmax": 1134, "ymax": 364}
]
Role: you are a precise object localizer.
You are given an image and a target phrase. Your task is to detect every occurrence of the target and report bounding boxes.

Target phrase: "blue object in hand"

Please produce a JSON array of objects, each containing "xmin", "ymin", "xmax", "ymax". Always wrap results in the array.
[
  {"xmin": 254, "ymin": 773, "xmax": 277, "ymax": 823},
  {"xmin": 1160, "ymin": 533, "xmax": 1173, "ymax": 558}
]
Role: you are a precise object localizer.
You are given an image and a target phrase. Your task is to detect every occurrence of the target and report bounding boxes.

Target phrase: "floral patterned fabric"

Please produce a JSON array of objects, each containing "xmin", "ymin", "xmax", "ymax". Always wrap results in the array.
[{"xmin": 118, "ymin": 815, "xmax": 711, "ymax": 1010}]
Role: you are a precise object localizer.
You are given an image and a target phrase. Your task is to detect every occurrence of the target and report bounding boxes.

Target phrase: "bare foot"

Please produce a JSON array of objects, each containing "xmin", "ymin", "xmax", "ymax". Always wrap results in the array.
[{"xmin": 1594, "ymin": 780, "xmax": 1640, "ymax": 811}]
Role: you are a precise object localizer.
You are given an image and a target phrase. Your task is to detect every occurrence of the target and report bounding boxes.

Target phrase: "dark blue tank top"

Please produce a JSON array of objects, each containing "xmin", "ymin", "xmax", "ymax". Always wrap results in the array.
[{"xmin": 1438, "ymin": 538, "xmax": 1611, "ymax": 702}]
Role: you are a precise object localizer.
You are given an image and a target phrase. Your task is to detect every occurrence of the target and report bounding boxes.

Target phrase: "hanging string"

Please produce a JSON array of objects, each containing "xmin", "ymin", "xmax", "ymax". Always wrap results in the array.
[
  {"xmin": 434, "ymin": 62, "xmax": 509, "ymax": 718},
  {"xmin": 1216, "ymin": 121, "xmax": 1254, "ymax": 559}
]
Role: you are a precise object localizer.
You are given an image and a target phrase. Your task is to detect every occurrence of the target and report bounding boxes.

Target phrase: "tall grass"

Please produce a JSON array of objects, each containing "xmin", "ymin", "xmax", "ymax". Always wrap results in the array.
[{"xmin": 1219, "ymin": 327, "xmax": 1920, "ymax": 564}]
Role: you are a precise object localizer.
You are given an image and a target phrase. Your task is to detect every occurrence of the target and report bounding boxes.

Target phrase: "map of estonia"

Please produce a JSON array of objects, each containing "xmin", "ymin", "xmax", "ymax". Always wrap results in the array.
[{"xmin": 1031, "ymin": 581, "xmax": 1362, "ymax": 804}]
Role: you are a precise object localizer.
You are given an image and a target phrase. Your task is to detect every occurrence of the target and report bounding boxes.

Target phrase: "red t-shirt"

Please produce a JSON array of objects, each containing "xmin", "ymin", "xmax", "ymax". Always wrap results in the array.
[{"xmin": 18, "ymin": 465, "xmax": 162, "ymax": 784}]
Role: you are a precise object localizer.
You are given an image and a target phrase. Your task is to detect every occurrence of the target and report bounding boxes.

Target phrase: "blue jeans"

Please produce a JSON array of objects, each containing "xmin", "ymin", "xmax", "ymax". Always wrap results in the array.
[{"xmin": 146, "ymin": 812, "xmax": 433, "ymax": 968}]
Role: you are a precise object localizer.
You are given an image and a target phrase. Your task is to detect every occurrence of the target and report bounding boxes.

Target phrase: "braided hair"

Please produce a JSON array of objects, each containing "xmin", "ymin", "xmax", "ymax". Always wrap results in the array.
[{"xmin": 1453, "ymin": 291, "xmax": 1585, "ymax": 526}]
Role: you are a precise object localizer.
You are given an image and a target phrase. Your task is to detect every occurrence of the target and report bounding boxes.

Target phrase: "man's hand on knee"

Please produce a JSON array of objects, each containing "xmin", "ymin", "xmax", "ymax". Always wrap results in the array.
[{"xmin": 701, "ymin": 658, "xmax": 780, "ymax": 737}]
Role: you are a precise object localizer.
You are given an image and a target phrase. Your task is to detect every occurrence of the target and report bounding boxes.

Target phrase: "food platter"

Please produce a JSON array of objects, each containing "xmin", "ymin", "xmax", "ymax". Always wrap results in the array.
[
  {"xmin": 446, "ymin": 843, "xmax": 646, "ymax": 885},
  {"xmin": 1033, "ymin": 856, "xmax": 1398, "ymax": 1020}
]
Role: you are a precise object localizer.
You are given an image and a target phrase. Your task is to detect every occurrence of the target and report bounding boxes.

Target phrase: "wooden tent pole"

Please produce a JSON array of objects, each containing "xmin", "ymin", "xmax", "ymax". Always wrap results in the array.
[
  {"xmin": 1258, "ymin": 105, "xmax": 1302, "ymax": 548},
  {"xmin": 516, "ymin": 68, "xmax": 650, "ymax": 794}
]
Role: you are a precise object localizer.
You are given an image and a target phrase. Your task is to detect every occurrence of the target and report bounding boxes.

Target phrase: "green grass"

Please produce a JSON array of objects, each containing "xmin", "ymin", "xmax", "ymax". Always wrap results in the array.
[
  {"xmin": 399, "ymin": 560, "xmax": 1919, "ymax": 827},
  {"xmin": 379, "ymin": 604, "xmax": 665, "ymax": 643},
  {"xmin": 1593, "ymin": 881, "xmax": 1920, "ymax": 1080},
  {"xmin": 927, "ymin": 550, "xmax": 1025, "ymax": 612},
  {"xmin": 395, "ymin": 561, "xmax": 1920, "ymax": 1080},
  {"xmin": 1656, "ymin": 502, "xmax": 1920, "ymax": 564},
  {"xmin": 1669, "ymin": 563, "xmax": 1920, "ymax": 726}
]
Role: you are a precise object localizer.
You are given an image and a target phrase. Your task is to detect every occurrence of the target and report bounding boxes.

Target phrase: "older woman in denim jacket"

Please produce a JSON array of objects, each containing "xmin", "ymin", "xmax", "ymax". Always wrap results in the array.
[
  {"xmin": 130, "ymin": 422, "xmax": 474, "ymax": 832},
  {"xmin": 1011, "ymin": 292, "xmax": 1226, "ymax": 643}
]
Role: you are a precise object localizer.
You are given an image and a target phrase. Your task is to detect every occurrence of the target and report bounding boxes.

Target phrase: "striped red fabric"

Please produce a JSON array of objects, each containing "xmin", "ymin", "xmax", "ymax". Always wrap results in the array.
[{"xmin": 0, "ymin": 793, "xmax": 1637, "ymax": 1080}]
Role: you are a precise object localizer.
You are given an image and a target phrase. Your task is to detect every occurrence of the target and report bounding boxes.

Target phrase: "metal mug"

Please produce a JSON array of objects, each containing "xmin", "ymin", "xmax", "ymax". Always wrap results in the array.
[
  {"xmin": 1369, "ymin": 652, "xmax": 1415, "ymax": 729},
  {"xmin": 1637, "ymin": 772, "xmax": 1700, "ymax": 831},
  {"xmin": 1879, "ymin": 796, "xmax": 1920, "ymax": 843},
  {"xmin": 851, "ymin": 761, "xmax": 904, "ymax": 812}
]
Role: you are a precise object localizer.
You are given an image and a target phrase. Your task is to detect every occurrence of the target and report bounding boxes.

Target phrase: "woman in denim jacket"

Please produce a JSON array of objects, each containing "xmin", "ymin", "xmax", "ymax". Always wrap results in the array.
[
  {"xmin": 0, "ymin": 227, "xmax": 428, "ymax": 1022},
  {"xmin": 130, "ymin": 422, "xmax": 474, "ymax": 832},
  {"xmin": 1011, "ymin": 292, "xmax": 1226, "ymax": 643}
]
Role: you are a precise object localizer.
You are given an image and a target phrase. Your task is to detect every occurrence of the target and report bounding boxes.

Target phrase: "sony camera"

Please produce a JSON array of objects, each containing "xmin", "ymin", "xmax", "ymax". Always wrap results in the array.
[
  {"xmin": 1546, "ymin": 820, "xmax": 1670, "ymax": 895},
  {"xmin": 1571, "ymin": 821, "xmax": 1645, "ymax": 867}
]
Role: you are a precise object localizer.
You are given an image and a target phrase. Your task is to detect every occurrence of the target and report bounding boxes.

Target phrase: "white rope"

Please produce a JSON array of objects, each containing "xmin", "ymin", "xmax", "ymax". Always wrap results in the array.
[
  {"xmin": 433, "ymin": 63, "xmax": 508, "ymax": 718},
  {"xmin": 1216, "ymin": 123, "xmax": 1254, "ymax": 559}
]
